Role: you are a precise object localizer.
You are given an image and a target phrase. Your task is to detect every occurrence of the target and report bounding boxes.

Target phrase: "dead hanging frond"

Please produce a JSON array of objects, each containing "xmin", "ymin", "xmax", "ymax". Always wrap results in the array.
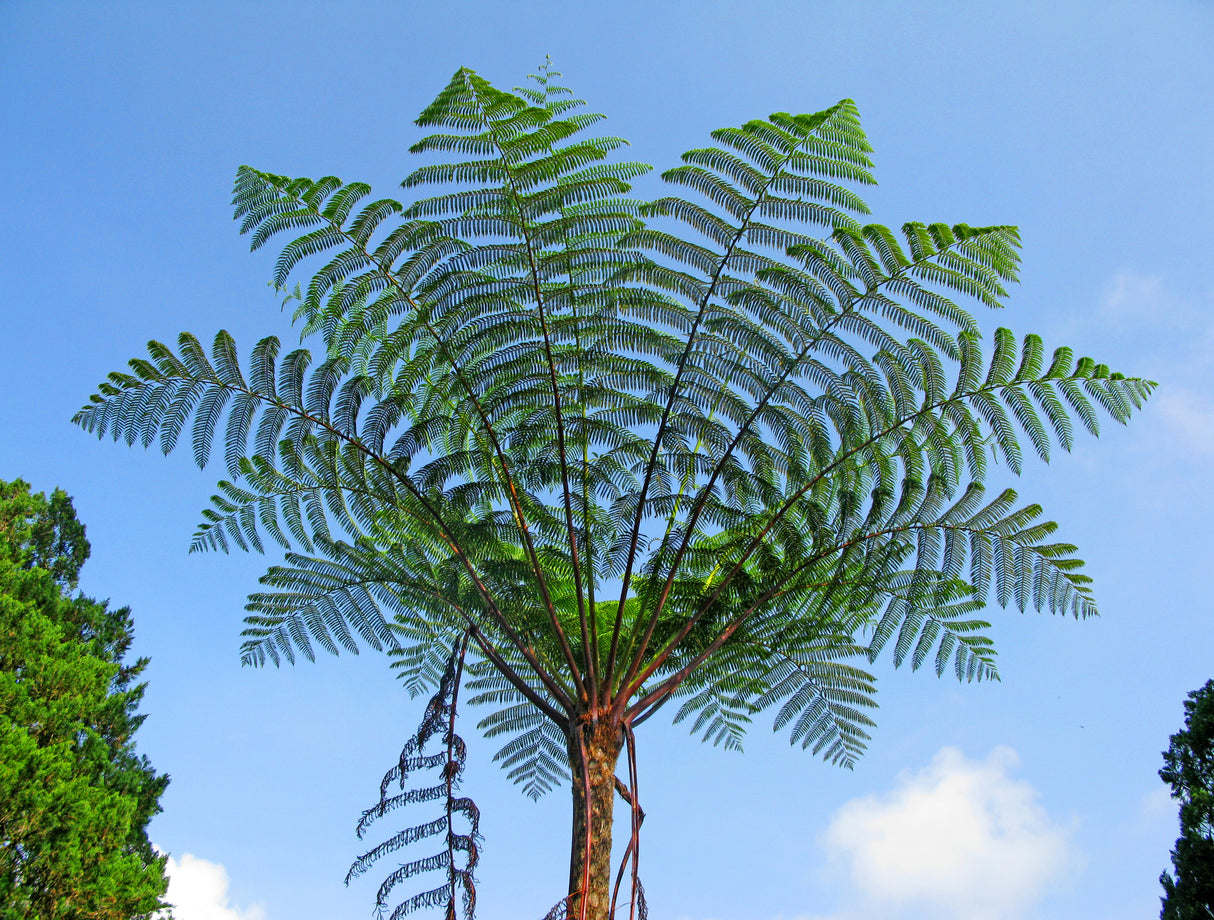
[
  {"xmin": 634, "ymin": 879, "xmax": 649, "ymax": 920},
  {"xmin": 539, "ymin": 895, "xmax": 577, "ymax": 920},
  {"xmin": 348, "ymin": 635, "xmax": 479, "ymax": 920}
]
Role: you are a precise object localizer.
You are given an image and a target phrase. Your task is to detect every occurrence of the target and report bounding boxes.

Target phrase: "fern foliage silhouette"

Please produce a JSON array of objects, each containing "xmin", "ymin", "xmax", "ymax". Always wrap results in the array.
[{"xmin": 76, "ymin": 63, "xmax": 1152, "ymax": 919}]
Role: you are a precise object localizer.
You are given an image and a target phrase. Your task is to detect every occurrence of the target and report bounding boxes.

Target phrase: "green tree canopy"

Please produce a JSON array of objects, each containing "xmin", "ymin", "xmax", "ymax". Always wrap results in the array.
[
  {"xmin": 0, "ymin": 480, "xmax": 171, "ymax": 920},
  {"xmin": 1160, "ymin": 679, "xmax": 1214, "ymax": 919},
  {"xmin": 76, "ymin": 65, "xmax": 1151, "ymax": 919}
]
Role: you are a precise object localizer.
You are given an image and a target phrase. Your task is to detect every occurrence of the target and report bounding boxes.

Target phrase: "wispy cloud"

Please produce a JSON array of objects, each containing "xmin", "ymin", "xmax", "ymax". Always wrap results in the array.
[
  {"xmin": 1078, "ymin": 271, "xmax": 1214, "ymax": 461},
  {"xmin": 158, "ymin": 853, "xmax": 267, "ymax": 920},
  {"xmin": 1099, "ymin": 272, "xmax": 1174, "ymax": 329},
  {"xmin": 792, "ymin": 747, "xmax": 1080, "ymax": 920},
  {"xmin": 1138, "ymin": 783, "xmax": 1175, "ymax": 823},
  {"xmin": 1152, "ymin": 387, "xmax": 1214, "ymax": 457}
]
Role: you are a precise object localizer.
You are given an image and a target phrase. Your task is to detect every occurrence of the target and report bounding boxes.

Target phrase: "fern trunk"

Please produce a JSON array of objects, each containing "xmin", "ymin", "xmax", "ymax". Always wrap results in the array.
[{"xmin": 566, "ymin": 720, "xmax": 622, "ymax": 920}]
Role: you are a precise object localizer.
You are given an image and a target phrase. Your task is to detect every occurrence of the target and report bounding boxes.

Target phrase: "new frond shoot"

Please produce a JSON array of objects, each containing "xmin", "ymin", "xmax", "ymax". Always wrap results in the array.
[{"xmin": 76, "ymin": 62, "xmax": 1152, "ymax": 920}]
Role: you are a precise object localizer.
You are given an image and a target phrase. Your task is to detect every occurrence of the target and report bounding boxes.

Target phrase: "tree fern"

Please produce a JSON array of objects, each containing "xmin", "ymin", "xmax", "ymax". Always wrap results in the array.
[{"xmin": 75, "ymin": 63, "xmax": 1153, "ymax": 920}]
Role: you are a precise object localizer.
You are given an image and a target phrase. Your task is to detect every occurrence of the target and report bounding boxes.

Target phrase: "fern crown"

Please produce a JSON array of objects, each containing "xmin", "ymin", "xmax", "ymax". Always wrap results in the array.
[{"xmin": 76, "ymin": 64, "xmax": 1153, "ymax": 788}]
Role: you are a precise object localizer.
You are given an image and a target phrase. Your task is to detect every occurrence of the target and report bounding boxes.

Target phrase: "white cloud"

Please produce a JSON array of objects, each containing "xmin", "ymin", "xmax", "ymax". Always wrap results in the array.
[
  {"xmin": 159, "ymin": 853, "xmax": 267, "ymax": 920},
  {"xmin": 814, "ymin": 747, "xmax": 1079, "ymax": 920}
]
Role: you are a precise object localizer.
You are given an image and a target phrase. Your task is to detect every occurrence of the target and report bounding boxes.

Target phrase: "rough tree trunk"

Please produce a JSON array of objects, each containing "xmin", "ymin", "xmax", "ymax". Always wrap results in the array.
[{"xmin": 566, "ymin": 718, "xmax": 623, "ymax": 920}]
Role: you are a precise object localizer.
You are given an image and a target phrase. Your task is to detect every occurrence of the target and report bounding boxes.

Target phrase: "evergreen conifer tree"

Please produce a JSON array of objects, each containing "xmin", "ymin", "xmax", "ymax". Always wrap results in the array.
[
  {"xmin": 0, "ymin": 480, "xmax": 171, "ymax": 920},
  {"xmin": 1160, "ymin": 679, "xmax": 1214, "ymax": 919}
]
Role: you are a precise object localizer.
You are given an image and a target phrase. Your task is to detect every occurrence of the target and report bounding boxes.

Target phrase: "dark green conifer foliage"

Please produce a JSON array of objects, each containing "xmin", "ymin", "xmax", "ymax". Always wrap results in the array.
[
  {"xmin": 0, "ymin": 480, "xmax": 171, "ymax": 920},
  {"xmin": 75, "ymin": 64, "xmax": 1152, "ymax": 919},
  {"xmin": 1160, "ymin": 679, "xmax": 1214, "ymax": 919}
]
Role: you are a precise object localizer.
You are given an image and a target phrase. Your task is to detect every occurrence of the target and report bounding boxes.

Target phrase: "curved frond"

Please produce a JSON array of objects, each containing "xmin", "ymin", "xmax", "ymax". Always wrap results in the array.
[{"xmin": 76, "ymin": 65, "xmax": 1154, "ymax": 814}]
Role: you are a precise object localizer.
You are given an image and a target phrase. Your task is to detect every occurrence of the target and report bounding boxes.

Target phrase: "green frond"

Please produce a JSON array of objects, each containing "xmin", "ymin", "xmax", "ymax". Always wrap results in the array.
[{"xmin": 80, "ymin": 66, "xmax": 1152, "ymax": 810}]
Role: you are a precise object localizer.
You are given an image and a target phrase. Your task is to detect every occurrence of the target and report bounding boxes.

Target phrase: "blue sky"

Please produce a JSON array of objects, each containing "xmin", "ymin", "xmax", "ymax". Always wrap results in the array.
[{"xmin": 2, "ymin": 2, "xmax": 1212, "ymax": 918}]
